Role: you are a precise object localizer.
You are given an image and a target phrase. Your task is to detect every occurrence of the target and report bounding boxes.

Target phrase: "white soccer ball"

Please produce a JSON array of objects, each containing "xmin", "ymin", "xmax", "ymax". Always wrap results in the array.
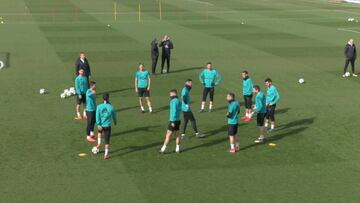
[
  {"xmin": 65, "ymin": 91, "xmax": 72, "ymax": 97},
  {"xmin": 70, "ymin": 89, "xmax": 76, "ymax": 95},
  {"xmin": 298, "ymin": 78, "xmax": 305, "ymax": 84},
  {"xmin": 39, "ymin": 88, "xmax": 46, "ymax": 94},
  {"xmin": 345, "ymin": 72, "xmax": 351, "ymax": 77},
  {"xmin": 348, "ymin": 18, "xmax": 355, "ymax": 22},
  {"xmin": 91, "ymin": 146, "xmax": 99, "ymax": 154},
  {"xmin": 60, "ymin": 93, "xmax": 66, "ymax": 99}
]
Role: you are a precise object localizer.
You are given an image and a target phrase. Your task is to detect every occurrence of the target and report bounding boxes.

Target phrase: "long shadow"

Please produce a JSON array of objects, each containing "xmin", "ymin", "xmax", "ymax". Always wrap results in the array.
[
  {"xmin": 241, "ymin": 127, "xmax": 308, "ymax": 151},
  {"xmin": 112, "ymin": 125, "xmax": 160, "ymax": 137},
  {"xmin": 181, "ymin": 137, "xmax": 228, "ymax": 153},
  {"xmin": 277, "ymin": 117, "xmax": 315, "ymax": 130},
  {"xmin": 97, "ymin": 87, "xmax": 133, "ymax": 96},
  {"xmin": 111, "ymin": 140, "xmax": 164, "ymax": 157},
  {"xmin": 168, "ymin": 67, "xmax": 202, "ymax": 74},
  {"xmin": 116, "ymin": 106, "xmax": 138, "ymax": 112}
]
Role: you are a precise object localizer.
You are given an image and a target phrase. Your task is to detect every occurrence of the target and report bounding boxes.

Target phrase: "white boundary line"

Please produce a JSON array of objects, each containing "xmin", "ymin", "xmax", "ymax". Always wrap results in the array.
[{"xmin": 337, "ymin": 27, "xmax": 360, "ymax": 33}]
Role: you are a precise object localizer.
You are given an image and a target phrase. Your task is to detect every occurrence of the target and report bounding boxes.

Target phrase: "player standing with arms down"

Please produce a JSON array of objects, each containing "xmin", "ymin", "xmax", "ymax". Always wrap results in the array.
[
  {"xmin": 180, "ymin": 79, "xmax": 205, "ymax": 139},
  {"xmin": 264, "ymin": 78, "xmax": 280, "ymax": 132},
  {"xmin": 95, "ymin": 93, "xmax": 117, "ymax": 160},
  {"xmin": 74, "ymin": 68, "xmax": 89, "ymax": 120},
  {"xmin": 75, "ymin": 52, "xmax": 92, "ymax": 80},
  {"xmin": 226, "ymin": 93, "xmax": 240, "ymax": 153},
  {"xmin": 199, "ymin": 62, "xmax": 222, "ymax": 112},
  {"xmin": 252, "ymin": 85, "xmax": 267, "ymax": 144},
  {"xmin": 159, "ymin": 35, "xmax": 174, "ymax": 74},
  {"xmin": 135, "ymin": 63, "xmax": 153, "ymax": 113},
  {"xmin": 343, "ymin": 38, "xmax": 358, "ymax": 77},
  {"xmin": 85, "ymin": 81, "xmax": 97, "ymax": 142},
  {"xmin": 159, "ymin": 89, "xmax": 182, "ymax": 154},
  {"xmin": 242, "ymin": 70, "xmax": 254, "ymax": 122}
]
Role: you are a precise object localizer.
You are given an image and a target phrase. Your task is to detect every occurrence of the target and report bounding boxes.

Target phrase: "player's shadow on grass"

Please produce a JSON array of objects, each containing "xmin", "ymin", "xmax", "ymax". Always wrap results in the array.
[
  {"xmin": 97, "ymin": 87, "xmax": 133, "ymax": 96},
  {"xmin": 112, "ymin": 125, "xmax": 160, "ymax": 137},
  {"xmin": 167, "ymin": 67, "xmax": 202, "ymax": 74},
  {"xmin": 276, "ymin": 108, "xmax": 290, "ymax": 114},
  {"xmin": 111, "ymin": 140, "xmax": 164, "ymax": 157},
  {"xmin": 116, "ymin": 106, "xmax": 138, "ymax": 112}
]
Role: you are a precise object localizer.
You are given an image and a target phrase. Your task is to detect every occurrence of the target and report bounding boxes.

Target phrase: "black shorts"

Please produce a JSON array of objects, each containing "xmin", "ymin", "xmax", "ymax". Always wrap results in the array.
[
  {"xmin": 257, "ymin": 113, "xmax": 266, "ymax": 127},
  {"xmin": 228, "ymin": 124, "xmax": 238, "ymax": 136},
  {"xmin": 243, "ymin": 95, "xmax": 253, "ymax": 109},
  {"xmin": 76, "ymin": 94, "xmax": 86, "ymax": 105},
  {"xmin": 183, "ymin": 111, "xmax": 195, "ymax": 121},
  {"xmin": 98, "ymin": 126, "xmax": 111, "ymax": 145},
  {"xmin": 168, "ymin": 121, "xmax": 181, "ymax": 132},
  {"xmin": 138, "ymin": 88, "xmax": 150, "ymax": 97},
  {"xmin": 266, "ymin": 104, "xmax": 276, "ymax": 121},
  {"xmin": 202, "ymin": 87, "xmax": 215, "ymax": 102}
]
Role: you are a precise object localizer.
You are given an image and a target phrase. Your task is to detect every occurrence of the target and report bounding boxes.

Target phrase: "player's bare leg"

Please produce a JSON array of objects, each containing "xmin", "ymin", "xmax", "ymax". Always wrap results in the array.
[
  {"xmin": 146, "ymin": 97, "xmax": 153, "ymax": 113},
  {"xmin": 229, "ymin": 135, "xmax": 236, "ymax": 153},
  {"xmin": 175, "ymin": 131, "xmax": 180, "ymax": 153},
  {"xmin": 104, "ymin": 144, "xmax": 110, "ymax": 159},
  {"xmin": 160, "ymin": 130, "xmax": 172, "ymax": 153},
  {"xmin": 139, "ymin": 97, "xmax": 145, "ymax": 113},
  {"xmin": 75, "ymin": 104, "xmax": 81, "ymax": 119},
  {"xmin": 200, "ymin": 101, "xmax": 206, "ymax": 112}
]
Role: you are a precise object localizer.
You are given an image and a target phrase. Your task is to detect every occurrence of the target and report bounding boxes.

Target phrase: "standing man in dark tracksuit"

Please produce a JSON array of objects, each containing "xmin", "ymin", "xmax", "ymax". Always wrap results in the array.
[
  {"xmin": 75, "ymin": 52, "xmax": 92, "ymax": 80},
  {"xmin": 151, "ymin": 39, "xmax": 159, "ymax": 74},
  {"xmin": 343, "ymin": 38, "xmax": 358, "ymax": 78},
  {"xmin": 159, "ymin": 35, "xmax": 174, "ymax": 74}
]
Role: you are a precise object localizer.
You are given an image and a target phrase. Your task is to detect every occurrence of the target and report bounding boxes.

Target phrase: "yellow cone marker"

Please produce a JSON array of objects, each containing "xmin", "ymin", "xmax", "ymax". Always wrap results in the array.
[
  {"xmin": 268, "ymin": 143, "xmax": 276, "ymax": 147},
  {"xmin": 78, "ymin": 153, "xmax": 87, "ymax": 157}
]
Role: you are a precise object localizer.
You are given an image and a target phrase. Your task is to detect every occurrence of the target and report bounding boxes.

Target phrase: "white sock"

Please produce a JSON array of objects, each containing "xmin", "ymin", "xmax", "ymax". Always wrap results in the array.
[
  {"xmin": 141, "ymin": 106, "xmax": 145, "ymax": 111},
  {"xmin": 260, "ymin": 135, "xmax": 265, "ymax": 139},
  {"xmin": 176, "ymin": 145, "xmax": 180, "ymax": 152},
  {"xmin": 235, "ymin": 142, "xmax": 240, "ymax": 148},
  {"xmin": 209, "ymin": 103, "xmax": 213, "ymax": 110},
  {"xmin": 161, "ymin": 145, "xmax": 166, "ymax": 152},
  {"xmin": 264, "ymin": 122, "xmax": 268, "ymax": 127},
  {"xmin": 77, "ymin": 112, "xmax": 81, "ymax": 117},
  {"xmin": 246, "ymin": 113, "xmax": 249, "ymax": 117},
  {"xmin": 90, "ymin": 131, "xmax": 94, "ymax": 136},
  {"xmin": 271, "ymin": 124, "xmax": 275, "ymax": 130},
  {"xmin": 149, "ymin": 107, "xmax": 153, "ymax": 112},
  {"xmin": 83, "ymin": 112, "xmax": 86, "ymax": 117},
  {"xmin": 201, "ymin": 103, "xmax": 205, "ymax": 110},
  {"xmin": 230, "ymin": 144, "xmax": 235, "ymax": 149},
  {"xmin": 105, "ymin": 148, "xmax": 109, "ymax": 155},
  {"xmin": 97, "ymin": 137, "xmax": 101, "ymax": 145}
]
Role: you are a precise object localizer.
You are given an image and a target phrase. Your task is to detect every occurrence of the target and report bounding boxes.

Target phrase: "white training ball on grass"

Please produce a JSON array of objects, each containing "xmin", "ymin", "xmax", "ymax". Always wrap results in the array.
[
  {"xmin": 107, "ymin": 24, "xmax": 111, "ymax": 27},
  {"xmin": 91, "ymin": 146, "xmax": 99, "ymax": 154},
  {"xmin": 65, "ymin": 91, "xmax": 72, "ymax": 97},
  {"xmin": 298, "ymin": 78, "xmax": 305, "ymax": 84},
  {"xmin": 39, "ymin": 88, "xmax": 46, "ymax": 94},
  {"xmin": 345, "ymin": 72, "xmax": 351, "ymax": 77},
  {"xmin": 60, "ymin": 93, "xmax": 66, "ymax": 99}
]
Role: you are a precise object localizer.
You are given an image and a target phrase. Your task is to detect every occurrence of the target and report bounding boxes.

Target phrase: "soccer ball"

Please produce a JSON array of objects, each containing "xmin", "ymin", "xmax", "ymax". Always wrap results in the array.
[
  {"xmin": 60, "ymin": 93, "xmax": 66, "ymax": 99},
  {"xmin": 91, "ymin": 146, "xmax": 99, "ymax": 154},
  {"xmin": 69, "ymin": 88, "xmax": 76, "ymax": 95},
  {"xmin": 345, "ymin": 72, "xmax": 351, "ymax": 77},
  {"xmin": 348, "ymin": 18, "xmax": 355, "ymax": 22},
  {"xmin": 65, "ymin": 91, "xmax": 72, "ymax": 97},
  {"xmin": 39, "ymin": 88, "xmax": 46, "ymax": 94},
  {"xmin": 298, "ymin": 78, "xmax": 305, "ymax": 84}
]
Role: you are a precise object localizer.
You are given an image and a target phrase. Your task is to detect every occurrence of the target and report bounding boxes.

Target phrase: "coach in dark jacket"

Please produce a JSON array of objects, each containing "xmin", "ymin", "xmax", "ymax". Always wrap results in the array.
[
  {"xmin": 159, "ymin": 35, "xmax": 174, "ymax": 74},
  {"xmin": 343, "ymin": 39, "xmax": 358, "ymax": 77},
  {"xmin": 75, "ymin": 52, "xmax": 91, "ymax": 78},
  {"xmin": 151, "ymin": 39, "xmax": 159, "ymax": 74}
]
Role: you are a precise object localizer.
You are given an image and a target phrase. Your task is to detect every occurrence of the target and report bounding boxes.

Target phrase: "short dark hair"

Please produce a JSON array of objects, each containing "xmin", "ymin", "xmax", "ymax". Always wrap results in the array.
[
  {"xmin": 253, "ymin": 85, "xmax": 260, "ymax": 91},
  {"xmin": 170, "ymin": 89, "xmax": 177, "ymax": 94},
  {"xmin": 228, "ymin": 92, "xmax": 235, "ymax": 99},
  {"xmin": 79, "ymin": 68, "xmax": 85, "ymax": 71},
  {"xmin": 185, "ymin": 79, "xmax": 192, "ymax": 82},
  {"xmin": 243, "ymin": 70, "xmax": 248, "ymax": 74},
  {"xmin": 103, "ymin": 93, "xmax": 110, "ymax": 101},
  {"xmin": 139, "ymin": 63, "xmax": 144, "ymax": 66},
  {"xmin": 265, "ymin": 78, "xmax": 272, "ymax": 83},
  {"xmin": 206, "ymin": 62, "xmax": 212, "ymax": 65},
  {"xmin": 90, "ymin": 81, "xmax": 96, "ymax": 86}
]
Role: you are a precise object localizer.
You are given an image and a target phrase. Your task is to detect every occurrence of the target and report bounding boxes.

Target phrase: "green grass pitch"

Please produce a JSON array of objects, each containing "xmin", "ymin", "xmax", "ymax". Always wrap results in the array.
[{"xmin": 1, "ymin": 0, "xmax": 360, "ymax": 202}]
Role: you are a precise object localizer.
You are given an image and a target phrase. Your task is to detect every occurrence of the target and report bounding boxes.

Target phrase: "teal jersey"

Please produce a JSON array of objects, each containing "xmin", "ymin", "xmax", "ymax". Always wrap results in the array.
[
  {"xmin": 96, "ymin": 103, "xmax": 117, "ymax": 127},
  {"xmin": 199, "ymin": 68, "xmax": 222, "ymax": 88},
  {"xmin": 135, "ymin": 70, "xmax": 150, "ymax": 88},
  {"xmin": 169, "ymin": 97, "xmax": 181, "ymax": 122},
  {"xmin": 181, "ymin": 87, "xmax": 191, "ymax": 112},
  {"xmin": 242, "ymin": 77, "xmax": 253, "ymax": 96},
  {"xmin": 227, "ymin": 100, "xmax": 240, "ymax": 125},
  {"xmin": 75, "ymin": 75, "xmax": 88, "ymax": 95},
  {"xmin": 266, "ymin": 85, "xmax": 280, "ymax": 105},
  {"xmin": 86, "ymin": 89, "xmax": 96, "ymax": 112},
  {"xmin": 255, "ymin": 92, "xmax": 266, "ymax": 113}
]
